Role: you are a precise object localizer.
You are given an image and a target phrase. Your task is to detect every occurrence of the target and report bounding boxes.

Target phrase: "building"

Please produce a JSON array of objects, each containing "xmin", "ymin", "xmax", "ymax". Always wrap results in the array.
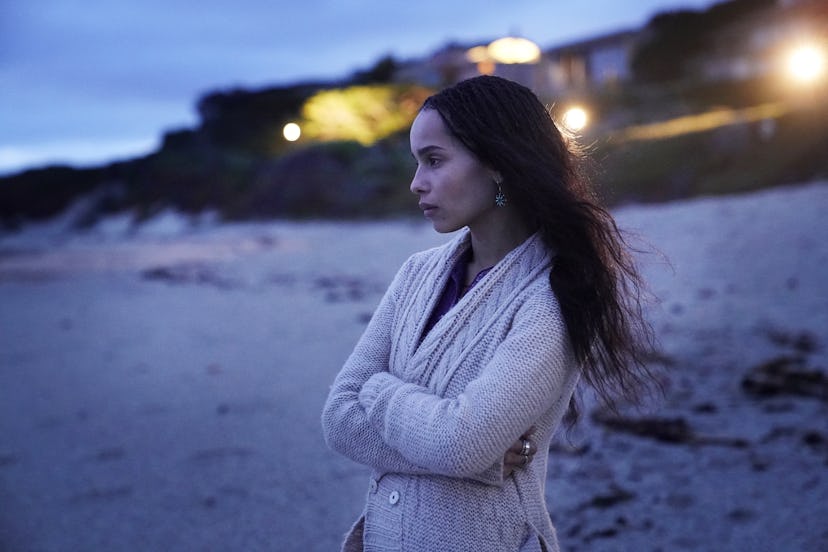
[
  {"xmin": 394, "ymin": 0, "xmax": 827, "ymax": 98},
  {"xmin": 394, "ymin": 29, "xmax": 642, "ymax": 100},
  {"xmin": 538, "ymin": 30, "xmax": 641, "ymax": 97}
]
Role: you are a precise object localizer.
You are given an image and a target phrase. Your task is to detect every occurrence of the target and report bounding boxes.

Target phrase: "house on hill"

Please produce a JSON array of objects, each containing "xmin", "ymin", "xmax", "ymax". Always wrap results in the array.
[
  {"xmin": 394, "ymin": 29, "xmax": 642, "ymax": 101},
  {"xmin": 538, "ymin": 29, "xmax": 641, "ymax": 97},
  {"xmin": 393, "ymin": 0, "xmax": 826, "ymax": 98}
]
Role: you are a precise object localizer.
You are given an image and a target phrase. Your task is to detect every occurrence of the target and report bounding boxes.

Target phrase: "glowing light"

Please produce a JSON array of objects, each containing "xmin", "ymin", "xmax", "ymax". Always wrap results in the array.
[
  {"xmin": 561, "ymin": 107, "xmax": 589, "ymax": 132},
  {"xmin": 615, "ymin": 102, "xmax": 788, "ymax": 142},
  {"xmin": 283, "ymin": 122, "xmax": 301, "ymax": 141},
  {"xmin": 466, "ymin": 46, "xmax": 490, "ymax": 64},
  {"xmin": 786, "ymin": 44, "xmax": 825, "ymax": 84},
  {"xmin": 300, "ymin": 85, "xmax": 431, "ymax": 146},
  {"xmin": 477, "ymin": 61, "xmax": 496, "ymax": 75},
  {"xmin": 487, "ymin": 37, "xmax": 541, "ymax": 64}
]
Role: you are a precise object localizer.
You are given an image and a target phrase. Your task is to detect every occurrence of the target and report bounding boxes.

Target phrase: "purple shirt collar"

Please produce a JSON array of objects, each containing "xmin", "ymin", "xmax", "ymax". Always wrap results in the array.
[{"xmin": 421, "ymin": 248, "xmax": 493, "ymax": 341}]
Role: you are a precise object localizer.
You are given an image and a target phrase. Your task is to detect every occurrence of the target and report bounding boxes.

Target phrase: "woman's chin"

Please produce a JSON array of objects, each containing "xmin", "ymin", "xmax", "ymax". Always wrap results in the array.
[{"xmin": 431, "ymin": 220, "xmax": 462, "ymax": 234}]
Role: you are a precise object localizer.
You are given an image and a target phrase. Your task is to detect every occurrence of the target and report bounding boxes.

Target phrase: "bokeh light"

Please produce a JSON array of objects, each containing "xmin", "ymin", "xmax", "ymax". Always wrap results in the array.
[
  {"xmin": 283, "ymin": 122, "xmax": 301, "ymax": 141},
  {"xmin": 465, "ymin": 46, "xmax": 490, "ymax": 64},
  {"xmin": 561, "ymin": 107, "xmax": 589, "ymax": 132},
  {"xmin": 487, "ymin": 37, "xmax": 541, "ymax": 64},
  {"xmin": 786, "ymin": 44, "xmax": 825, "ymax": 84}
]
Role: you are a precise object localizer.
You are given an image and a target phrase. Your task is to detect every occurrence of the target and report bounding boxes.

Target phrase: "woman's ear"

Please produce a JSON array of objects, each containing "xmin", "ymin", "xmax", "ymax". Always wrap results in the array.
[{"xmin": 489, "ymin": 170, "xmax": 503, "ymax": 184}]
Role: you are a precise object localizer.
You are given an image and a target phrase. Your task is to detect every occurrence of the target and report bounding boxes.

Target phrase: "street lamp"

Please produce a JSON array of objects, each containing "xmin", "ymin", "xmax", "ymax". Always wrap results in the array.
[
  {"xmin": 561, "ymin": 106, "xmax": 589, "ymax": 132},
  {"xmin": 465, "ymin": 36, "xmax": 541, "ymax": 85},
  {"xmin": 283, "ymin": 122, "xmax": 301, "ymax": 142},
  {"xmin": 786, "ymin": 44, "xmax": 825, "ymax": 84},
  {"xmin": 487, "ymin": 37, "xmax": 541, "ymax": 64},
  {"xmin": 466, "ymin": 45, "xmax": 496, "ymax": 75}
]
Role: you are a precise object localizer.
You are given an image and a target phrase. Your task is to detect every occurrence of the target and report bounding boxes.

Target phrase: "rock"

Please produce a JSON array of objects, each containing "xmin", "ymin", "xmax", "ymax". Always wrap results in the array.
[
  {"xmin": 141, "ymin": 264, "xmax": 237, "ymax": 289},
  {"xmin": 577, "ymin": 484, "xmax": 636, "ymax": 511},
  {"xmin": 593, "ymin": 414, "xmax": 694, "ymax": 444},
  {"xmin": 692, "ymin": 402, "xmax": 718, "ymax": 414},
  {"xmin": 741, "ymin": 356, "xmax": 828, "ymax": 401},
  {"xmin": 803, "ymin": 431, "xmax": 826, "ymax": 451},
  {"xmin": 591, "ymin": 412, "xmax": 749, "ymax": 448},
  {"xmin": 763, "ymin": 328, "xmax": 819, "ymax": 354}
]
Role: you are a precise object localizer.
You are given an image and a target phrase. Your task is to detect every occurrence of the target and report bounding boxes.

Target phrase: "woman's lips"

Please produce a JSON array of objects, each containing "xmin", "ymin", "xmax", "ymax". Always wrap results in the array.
[{"xmin": 419, "ymin": 203, "xmax": 437, "ymax": 217}]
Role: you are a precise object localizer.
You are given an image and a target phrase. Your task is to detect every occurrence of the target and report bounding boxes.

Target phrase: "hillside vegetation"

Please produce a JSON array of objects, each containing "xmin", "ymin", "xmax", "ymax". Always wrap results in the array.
[{"xmin": 1, "ymin": 0, "xmax": 826, "ymax": 228}]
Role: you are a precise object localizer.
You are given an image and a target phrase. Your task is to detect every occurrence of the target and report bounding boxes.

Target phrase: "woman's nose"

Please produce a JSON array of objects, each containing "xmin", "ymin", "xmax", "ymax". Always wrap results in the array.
[{"xmin": 410, "ymin": 168, "xmax": 426, "ymax": 195}]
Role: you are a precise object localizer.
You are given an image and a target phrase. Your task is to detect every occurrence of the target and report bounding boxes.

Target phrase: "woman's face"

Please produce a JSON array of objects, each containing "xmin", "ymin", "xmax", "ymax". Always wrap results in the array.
[{"xmin": 409, "ymin": 109, "xmax": 498, "ymax": 234}]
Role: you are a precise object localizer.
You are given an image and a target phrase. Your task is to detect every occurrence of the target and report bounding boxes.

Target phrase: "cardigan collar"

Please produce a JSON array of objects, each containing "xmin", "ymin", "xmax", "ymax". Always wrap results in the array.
[{"xmin": 397, "ymin": 229, "xmax": 553, "ymax": 388}]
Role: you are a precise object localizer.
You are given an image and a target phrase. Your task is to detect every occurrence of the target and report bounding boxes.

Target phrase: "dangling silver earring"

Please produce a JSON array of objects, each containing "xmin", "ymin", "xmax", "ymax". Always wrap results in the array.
[{"xmin": 495, "ymin": 181, "xmax": 507, "ymax": 207}]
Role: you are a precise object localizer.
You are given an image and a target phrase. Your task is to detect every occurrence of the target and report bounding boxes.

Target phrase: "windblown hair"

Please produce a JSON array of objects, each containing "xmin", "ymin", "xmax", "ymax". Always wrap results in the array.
[{"xmin": 422, "ymin": 75, "xmax": 657, "ymax": 413}]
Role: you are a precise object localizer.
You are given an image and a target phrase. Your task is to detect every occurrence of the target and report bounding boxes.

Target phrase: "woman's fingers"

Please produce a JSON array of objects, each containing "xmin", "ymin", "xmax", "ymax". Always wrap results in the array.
[
  {"xmin": 504, "ymin": 432, "xmax": 539, "ymax": 477},
  {"xmin": 504, "ymin": 451, "xmax": 530, "ymax": 468},
  {"xmin": 508, "ymin": 435, "xmax": 537, "ymax": 455},
  {"xmin": 504, "ymin": 434, "xmax": 537, "ymax": 471}
]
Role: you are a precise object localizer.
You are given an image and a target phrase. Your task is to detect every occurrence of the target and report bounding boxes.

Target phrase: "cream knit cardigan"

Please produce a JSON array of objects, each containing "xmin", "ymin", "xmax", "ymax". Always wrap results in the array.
[{"xmin": 322, "ymin": 229, "xmax": 580, "ymax": 552}]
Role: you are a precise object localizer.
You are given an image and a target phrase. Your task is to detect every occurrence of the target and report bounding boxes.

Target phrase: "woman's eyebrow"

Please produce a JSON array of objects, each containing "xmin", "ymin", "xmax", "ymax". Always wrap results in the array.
[{"xmin": 413, "ymin": 144, "xmax": 445, "ymax": 158}]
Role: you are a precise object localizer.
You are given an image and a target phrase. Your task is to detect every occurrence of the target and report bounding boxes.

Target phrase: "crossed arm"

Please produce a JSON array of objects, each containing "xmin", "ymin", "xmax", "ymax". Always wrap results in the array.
[{"xmin": 321, "ymin": 261, "xmax": 568, "ymax": 485}]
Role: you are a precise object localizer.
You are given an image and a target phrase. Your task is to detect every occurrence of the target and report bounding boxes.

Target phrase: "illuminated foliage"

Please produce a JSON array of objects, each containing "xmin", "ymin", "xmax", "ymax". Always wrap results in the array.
[{"xmin": 301, "ymin": 84, "xmax": 432, "ymax": 145}]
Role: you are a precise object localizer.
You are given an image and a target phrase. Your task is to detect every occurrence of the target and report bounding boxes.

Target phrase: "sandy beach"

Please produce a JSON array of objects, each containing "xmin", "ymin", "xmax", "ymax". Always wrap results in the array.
[{"xmin": 1, "ymin": 181, "xmax": 826, "ymax": 551}]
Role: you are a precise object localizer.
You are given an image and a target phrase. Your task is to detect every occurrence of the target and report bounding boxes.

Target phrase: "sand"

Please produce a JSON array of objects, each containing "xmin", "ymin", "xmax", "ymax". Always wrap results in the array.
[{"xmin": 1, "ymin": 181, "xmax": 826, "ymax": 551}]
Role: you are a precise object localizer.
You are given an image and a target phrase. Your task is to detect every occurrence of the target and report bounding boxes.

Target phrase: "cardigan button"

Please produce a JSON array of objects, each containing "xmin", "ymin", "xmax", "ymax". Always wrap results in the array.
[
  {"xmin": 368, "ymin": 479, "xmax": 378, "ymax": 494},
  {"xmin": 388, "ymin": 490, "xmax": 400, "ymax": 505}
]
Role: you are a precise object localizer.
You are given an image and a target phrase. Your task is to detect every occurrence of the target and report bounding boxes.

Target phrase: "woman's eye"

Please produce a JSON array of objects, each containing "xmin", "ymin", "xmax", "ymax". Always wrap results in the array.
[{"xmin": 428, "ymin": 157, "xmax": 441, "ymax": 167}]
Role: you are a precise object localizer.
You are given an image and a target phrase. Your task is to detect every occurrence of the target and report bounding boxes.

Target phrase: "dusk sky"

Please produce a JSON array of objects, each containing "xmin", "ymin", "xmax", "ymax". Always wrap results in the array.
[{"xmin": 1, "ymin": 0, "xmax": 718, "ymax": 175}]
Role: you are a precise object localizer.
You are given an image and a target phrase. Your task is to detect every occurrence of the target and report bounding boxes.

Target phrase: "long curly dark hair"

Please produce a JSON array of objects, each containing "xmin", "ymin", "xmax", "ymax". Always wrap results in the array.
[{"xmin": 422, "ymin": 75, "xmax": 657, "ymax": 413}]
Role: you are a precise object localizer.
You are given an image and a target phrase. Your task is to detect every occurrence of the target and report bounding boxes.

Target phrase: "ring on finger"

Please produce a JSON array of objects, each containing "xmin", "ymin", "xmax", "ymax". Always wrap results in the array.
[
  {"xmin": 520, "ymin": 439, "xmax": 531, "ymax": 456},
  {"xmin": 521, "ymin": 454, "xmax": 530, "ymax": 466}
]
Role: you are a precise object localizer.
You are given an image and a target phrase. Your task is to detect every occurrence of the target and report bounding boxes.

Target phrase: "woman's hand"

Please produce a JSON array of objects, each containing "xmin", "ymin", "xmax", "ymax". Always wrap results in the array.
[{"xmin": 503, "ymin": 432, "xmax": 537, "ymax": 478}]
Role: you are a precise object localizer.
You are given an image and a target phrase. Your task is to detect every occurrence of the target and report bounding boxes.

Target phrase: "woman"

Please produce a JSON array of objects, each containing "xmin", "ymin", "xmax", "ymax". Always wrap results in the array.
[{"xmin": 321, "ymin": 75, "xmax": 654, "ymax": 551}]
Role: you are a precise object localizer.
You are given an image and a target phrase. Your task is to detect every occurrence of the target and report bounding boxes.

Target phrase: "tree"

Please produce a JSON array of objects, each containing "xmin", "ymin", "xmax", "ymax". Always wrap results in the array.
[
  {"xmin": 631, "ymin": 10, "xmax": 706, "ymax": 83},
  {"xmin": 300, "ymin": 84, "xmax": 431, "ymax": 146},
  {"xmin": 631, "ymin": 0, "xmax": 777, "ymax": 83},
  {"xmin": 350, "ymin": 55, "xmax": 399, "ymax": 84},
  {"xmin": 195, "ymin": 82, "xmax": 332, "ymax": 154}
]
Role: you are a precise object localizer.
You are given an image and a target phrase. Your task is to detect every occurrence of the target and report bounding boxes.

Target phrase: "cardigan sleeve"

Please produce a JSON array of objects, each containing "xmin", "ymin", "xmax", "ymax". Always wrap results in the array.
[
  {"xmin": 321, "ymin": 255, "xmax": 505, "ymax": 485},
  {"xmin": 357, "ymin": 290, "xmax": 578, "ymax": 478},
  {"xmin": 321, "ymin": 256, "xmax": 426, "ymax": 474}
]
